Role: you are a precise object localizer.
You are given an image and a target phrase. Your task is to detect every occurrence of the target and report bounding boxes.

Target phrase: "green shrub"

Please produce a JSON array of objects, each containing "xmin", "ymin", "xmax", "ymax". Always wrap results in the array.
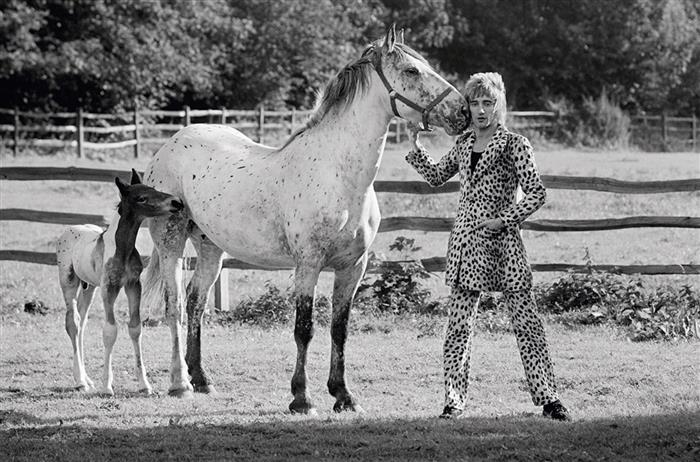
[
  {"xmin": 210, "ymin": 281, "xmax": 331, "ymax": 328},
  {"xmin": 535, "ymin": 269, "xmax": 699, "ymax": 342},
  {"xmin": 356, "ymin": 236, "xmax": 440, "ymax": 315}
]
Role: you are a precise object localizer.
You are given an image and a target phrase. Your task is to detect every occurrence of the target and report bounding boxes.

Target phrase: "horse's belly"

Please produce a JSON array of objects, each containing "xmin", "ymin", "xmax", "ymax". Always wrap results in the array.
[{"xmin": 188, "ymin": 197, "xmax": 294, "ymax": 269}]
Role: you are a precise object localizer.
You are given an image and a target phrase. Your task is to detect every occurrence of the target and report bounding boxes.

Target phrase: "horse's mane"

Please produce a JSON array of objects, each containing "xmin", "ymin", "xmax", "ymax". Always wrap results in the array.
[{"xmin": 279, "ymin": 42, "xmax": 429, "ymax": 150}]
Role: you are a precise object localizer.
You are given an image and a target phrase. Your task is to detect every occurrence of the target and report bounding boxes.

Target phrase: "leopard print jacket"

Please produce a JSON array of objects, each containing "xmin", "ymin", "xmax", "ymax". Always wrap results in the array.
[{"xmin": 405, "ymin": 124, "xmax": 546, "ymax": 291}]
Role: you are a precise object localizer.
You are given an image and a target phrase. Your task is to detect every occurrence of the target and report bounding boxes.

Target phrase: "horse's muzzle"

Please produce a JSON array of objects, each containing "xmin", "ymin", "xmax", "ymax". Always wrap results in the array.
[{"xmin": 171, "ymin": 199, "xmax": 184, "ymax": 212}]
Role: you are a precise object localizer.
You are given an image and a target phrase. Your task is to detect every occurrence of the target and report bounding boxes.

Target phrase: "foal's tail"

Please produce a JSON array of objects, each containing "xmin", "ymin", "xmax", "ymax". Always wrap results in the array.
[{"xmin": 141, "ymin": 248, "xmax": 165, "ymax": 322}]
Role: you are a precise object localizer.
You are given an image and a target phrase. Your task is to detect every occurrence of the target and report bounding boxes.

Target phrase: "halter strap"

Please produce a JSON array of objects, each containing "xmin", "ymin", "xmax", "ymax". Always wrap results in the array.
[{"xmin": 372, "ymin": 52, "xmax": 455, "ymax": 131}]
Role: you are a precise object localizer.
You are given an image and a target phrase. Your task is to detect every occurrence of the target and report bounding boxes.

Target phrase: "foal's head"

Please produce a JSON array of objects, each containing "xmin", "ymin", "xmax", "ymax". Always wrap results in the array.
[{"xmin": 115, "ymin": 169, "xmax": 184, "ymax": 220}]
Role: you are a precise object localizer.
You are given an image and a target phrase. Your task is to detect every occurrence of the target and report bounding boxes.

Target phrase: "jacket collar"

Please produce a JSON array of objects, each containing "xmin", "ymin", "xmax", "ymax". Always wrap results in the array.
[{"xmin": 471, "ymin": 124, "xmax": 510, "ymax": 182}]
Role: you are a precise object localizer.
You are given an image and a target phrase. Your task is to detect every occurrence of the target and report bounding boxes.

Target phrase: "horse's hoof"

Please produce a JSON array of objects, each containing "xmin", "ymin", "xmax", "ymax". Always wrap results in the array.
[
  {"xmin": 74, "ymin": 384, "xmax": 90, "ymax": 392},
  {"xmin": 289, "ymin": 398, "xmax": 317, "ymax": 415},
  {"xmin": 99, "ymin": 387, "xmax": 115, "ymax": 397},
  {"xmin": 193, "ymin": 383, "xmax": 217, "ymax": 395},
  {"xmin": 139, "ymin": 386, "xmax": 154, "ymax": 396},
  {"xmin": 168, "ymin": 388, "xmax": 195, "ymax": 399},
  {"xmin": 333, "ymin": 399, "xmax": 364, "ymax": 413}
]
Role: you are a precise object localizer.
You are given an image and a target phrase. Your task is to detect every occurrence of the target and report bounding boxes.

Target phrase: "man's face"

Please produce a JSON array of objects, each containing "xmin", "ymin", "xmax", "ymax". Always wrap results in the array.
[{"xmin": 468, "ymin": 95, "xmax": 496, "ymax": 129}]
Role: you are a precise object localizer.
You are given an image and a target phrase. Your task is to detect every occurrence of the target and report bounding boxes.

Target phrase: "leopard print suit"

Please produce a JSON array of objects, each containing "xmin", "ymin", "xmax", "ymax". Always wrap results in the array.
[{"xmin": 406, "ymin": 124, "xmax": 560, "ymax": 409}]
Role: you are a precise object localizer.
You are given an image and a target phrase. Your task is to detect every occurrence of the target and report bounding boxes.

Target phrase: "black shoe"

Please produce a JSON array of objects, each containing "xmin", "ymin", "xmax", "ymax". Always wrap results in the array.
[
  {"xmin": 543, "ymin": 400, "xmax": 571, "ymax": 421},
  {"xmin": 439, "ymin": 406, "xmax": 463, "ymax": 419}
]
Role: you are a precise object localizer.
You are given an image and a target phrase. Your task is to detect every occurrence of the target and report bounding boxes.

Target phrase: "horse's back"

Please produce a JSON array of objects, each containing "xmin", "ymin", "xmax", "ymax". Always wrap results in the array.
[
  {"xmin": 56, "ymin": 225, "xmax": 103, "ymax": 286},
  {"xmin": 145, "ymin": 124, "xmax": 277, "ymax": 192}
]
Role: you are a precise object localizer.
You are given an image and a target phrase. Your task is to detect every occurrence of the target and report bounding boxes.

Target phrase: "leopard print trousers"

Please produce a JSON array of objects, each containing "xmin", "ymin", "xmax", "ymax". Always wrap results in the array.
[{"xmin": 443, "ymin": 287, "xmax": 559, "ymax": 409}]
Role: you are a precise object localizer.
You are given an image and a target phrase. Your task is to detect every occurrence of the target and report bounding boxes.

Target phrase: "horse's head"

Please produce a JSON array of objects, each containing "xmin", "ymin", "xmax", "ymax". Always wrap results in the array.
[
  {"xmin": 115, "ymin": 169, "xmax": 184, "ymax": 219},
  {"xmin": 368, "ymin": 25, "xmax": 468, "ymax": 135}
]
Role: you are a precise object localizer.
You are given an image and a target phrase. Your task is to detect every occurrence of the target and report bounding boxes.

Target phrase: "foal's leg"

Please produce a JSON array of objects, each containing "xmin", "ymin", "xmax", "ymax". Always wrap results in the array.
[
  {"xmin": 124, "ymin": 278, "xmax": 153, "ymax": 394},
  {"xmin": 60, "ymin": 268, "xmax": 90, "ymax": 391},
  {"xmin": 150, "ymin": 215, "xmax": 193, "ymax": 398},
  {"xmin": 328, "ymin": 255, "xmax": 367, "ymax": 412},
  {"xmin": 289, "ymin": 264, "xmax": 322, "ymax": 415},
  {"xmin": 185, "ymin": 233, "xmax": 224, "ymax": 393},
  {"xmin": 100, "ymin": 281, "xmax": 120, "ymax": 396},
  {"xmin": 76, "ymin": 284, "xmax": 96, "ymax": 389}
]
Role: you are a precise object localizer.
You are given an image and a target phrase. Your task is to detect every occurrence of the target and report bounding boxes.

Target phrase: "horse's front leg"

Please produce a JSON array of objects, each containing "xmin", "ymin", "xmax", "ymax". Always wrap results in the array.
[
  {"xmin": 289, "ymin": 264, "xmax": 322, "ymax": 415},
  {"xmin": 100, "ymin": 281, "xmax": 120, "ymax": 396},
  {"xmin": 124, "ymin": 278, "xmax": 153, "ymax": 394},
  {"xmin": 185, "ymin": 234, "xmax": 224, "ymax": 393},
  {"xmin": 328, "ymin": 255, "xmax": 367, "ymax": 412}
]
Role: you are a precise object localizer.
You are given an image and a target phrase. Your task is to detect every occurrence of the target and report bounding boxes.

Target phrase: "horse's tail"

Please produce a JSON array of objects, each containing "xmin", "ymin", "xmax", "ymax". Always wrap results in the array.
[{"xmin": 141, "ymin": 248, "xmax": 165, "ymax": 322}]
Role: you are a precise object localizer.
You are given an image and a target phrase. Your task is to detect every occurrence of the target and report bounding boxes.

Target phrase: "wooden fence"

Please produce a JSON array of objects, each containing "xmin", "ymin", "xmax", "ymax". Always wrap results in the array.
[
  {"xmin": 1, "ymin": 166, "xmax": 698, "ymax": 309},
  {"xmin": 631, "ymin": 114, "xmax": 699, "ymax": 151},
  {"xmin": 0, "ymin": 107, "xmax": 560, "ymax": 158},
  {"xmin": 2, "ymin": 107, "xmax": 698, "ymax": 156}
]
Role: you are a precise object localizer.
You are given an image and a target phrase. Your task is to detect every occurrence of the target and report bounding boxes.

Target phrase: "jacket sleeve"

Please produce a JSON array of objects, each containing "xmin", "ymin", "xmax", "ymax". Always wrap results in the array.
[
  {"xmin": 404, "ymin": 137, "xmax": 463, "ymax": 187},
  {"xmin": 498, "ymin": 135, "xmax": 546, "ymax": 226}
]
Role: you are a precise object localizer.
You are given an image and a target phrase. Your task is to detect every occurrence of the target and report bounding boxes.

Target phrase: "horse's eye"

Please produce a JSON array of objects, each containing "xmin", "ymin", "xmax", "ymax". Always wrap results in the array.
[
  {"xmin": 136, "ymin": 197, "xmax": 147, "ymax": 203},
  {"xmin": 405, "ymin": 67, "xmax": 420, "ymax": 75}
]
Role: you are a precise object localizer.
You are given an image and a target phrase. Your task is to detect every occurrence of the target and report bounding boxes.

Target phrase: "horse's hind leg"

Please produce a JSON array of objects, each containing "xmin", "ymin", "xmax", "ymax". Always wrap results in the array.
[
  {"xmin": 150, "ymin": 214, "xmax": 193, "ymax": 398},
  {"xmin": 59, "ymin": 265, "xmax": 91, "ymax": 391},
  {"xmin": 76, "ymin": 283, "xmax": 96, "ymax": 389},
  {"xmin": 328, "ymin": 255, "xmax": 368, "ymax": 413},
  {"xmin": 289, "ymin": 263, "xmax": 322, "ymax": 415},
  {"xmin": 186, "ymin": 231, "xmax": 224, "ymax": 393},
  {"xmin": 124, "ymin": 278, "xmax": 153, "ymax": 394}
]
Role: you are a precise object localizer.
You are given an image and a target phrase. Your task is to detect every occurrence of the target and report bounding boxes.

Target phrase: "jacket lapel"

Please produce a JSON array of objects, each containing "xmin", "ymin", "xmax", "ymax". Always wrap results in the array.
[{"xmin": 471, "ymin": 124, "xmax": 509, "ymax": 183}]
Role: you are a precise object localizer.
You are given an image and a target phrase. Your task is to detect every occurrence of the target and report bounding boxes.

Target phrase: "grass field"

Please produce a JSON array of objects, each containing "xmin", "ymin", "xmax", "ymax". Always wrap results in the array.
[
  {"xmin": 1, "ymin": 141, "xmax": 699, "ymax": 460},
  {"xmin": 1, "ymin": 316, "xmax": 699, "ymax": 460}
]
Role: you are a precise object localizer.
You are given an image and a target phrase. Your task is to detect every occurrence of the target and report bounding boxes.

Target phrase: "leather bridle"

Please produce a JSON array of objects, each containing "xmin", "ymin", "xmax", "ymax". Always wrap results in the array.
[{"xmin": 371, "ymin": 50, "xmax": 454, "ymax": 132}]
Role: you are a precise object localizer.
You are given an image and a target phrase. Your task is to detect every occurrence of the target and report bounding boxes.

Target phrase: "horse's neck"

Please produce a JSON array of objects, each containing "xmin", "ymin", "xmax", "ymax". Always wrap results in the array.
[
  {"xmin": 292, "ymin": 88, "xmax": 392, "ymax": 188},
  {"xmin": 107, "ymin": 212, "xmax": 141, "ymax": 263}
]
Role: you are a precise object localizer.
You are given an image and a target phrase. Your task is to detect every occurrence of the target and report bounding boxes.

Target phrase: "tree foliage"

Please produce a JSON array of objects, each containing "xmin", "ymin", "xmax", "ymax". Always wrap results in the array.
[{"xmin": 0, "ymin": 0, "xmax": 698, "ymax": 115}]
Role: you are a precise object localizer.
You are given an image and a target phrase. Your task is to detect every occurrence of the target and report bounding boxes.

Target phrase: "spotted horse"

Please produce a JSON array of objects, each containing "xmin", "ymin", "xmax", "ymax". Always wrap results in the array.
[{"xmin": 141, "ymin": 25, "xmax": 468, "ymax": 413}]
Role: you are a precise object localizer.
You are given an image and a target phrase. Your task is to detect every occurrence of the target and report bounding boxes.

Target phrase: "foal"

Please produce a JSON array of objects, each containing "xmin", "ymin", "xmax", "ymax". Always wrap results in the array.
[{"xmin": 56, "ymin": 169, "xmax": 183, "ymax": 394}]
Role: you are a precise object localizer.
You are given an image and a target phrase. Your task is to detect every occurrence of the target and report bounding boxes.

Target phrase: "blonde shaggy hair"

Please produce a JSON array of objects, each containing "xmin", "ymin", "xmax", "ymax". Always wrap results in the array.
[{"xmin": 464, "ymin": 72, "xmax": 507, "ymax": 126}]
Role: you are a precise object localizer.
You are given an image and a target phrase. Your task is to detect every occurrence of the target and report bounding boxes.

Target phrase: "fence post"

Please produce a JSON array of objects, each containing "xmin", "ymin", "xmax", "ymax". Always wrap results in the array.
[
  {"xmin": 214, "ymin": 271, "xmax": 229, "ymax": 311},
  {"xmin": 13, "ymin": 107, "xmax": 19, "ymax": 157},
  {"xmin": 661, "ymin": 112, "xmax": 667, "ymax": 148},
  {"xmin": 258, "ymin": 106, "xmax": 265, "ymax": 143},
  {"xmin": 133, "ymin": 104, "xmax": 140, "ymax": 159},
  {"xmin": 220, "ymin": 106, "xmax": 226, "ymax": 124},
  {"xmin": 290, "ymin": 108, "xmax": 296, "ymax": 135},
  {"xmin": 184, "ymin": 105, "xmax": 190, "ymax": 126},
  {"xmin": 692, "ymin": 114, "xmax": 697, "ymax": 152},
  {"xmin": 76, "ymin": 108, "xmax": 83, "ymax": 158}
]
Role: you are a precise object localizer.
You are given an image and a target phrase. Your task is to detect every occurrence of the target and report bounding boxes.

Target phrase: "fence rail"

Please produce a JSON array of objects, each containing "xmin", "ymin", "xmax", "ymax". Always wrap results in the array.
[
  {"xmin": 1, "ymin": 166, "xmax": 699, "ymax": 279},
  {"xmin": 1, "ymin": 250, "xmax": 697, "ymax": 276},
  {"xmin": 3, "ymin": 167, "xmax": 700, "ymax": 194},
  {"xmin": 0, "ymin": 107, "xmax": 564, "ymax": 158}
]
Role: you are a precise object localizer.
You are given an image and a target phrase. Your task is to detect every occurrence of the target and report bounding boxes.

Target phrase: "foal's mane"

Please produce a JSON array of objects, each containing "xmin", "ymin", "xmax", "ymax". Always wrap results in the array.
[{"xmin": 279, "ymin": 42, "xmax": 429, "ymax": 150}]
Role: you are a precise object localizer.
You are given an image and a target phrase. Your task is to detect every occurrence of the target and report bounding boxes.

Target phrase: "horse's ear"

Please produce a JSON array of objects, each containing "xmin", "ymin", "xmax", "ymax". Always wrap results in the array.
[
  {"xmin": 130, "ymin": 168, "xmax": 142, "ymax": 185},
  {"xmin": 399, "ymin": 28, "xmax": 405, "ymax": 45},
  {"xmin": 382, "ymin": 23, "xmax": 397, "ymax": 54},
  {"xmin": 115, "ymin": 176, "xmax": 128, "ymax": 196}
]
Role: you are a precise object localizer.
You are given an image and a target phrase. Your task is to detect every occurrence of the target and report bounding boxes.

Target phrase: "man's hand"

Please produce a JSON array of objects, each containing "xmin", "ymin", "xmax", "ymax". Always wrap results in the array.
[
  {"xmin": 475, "ymin": 218, "xmax": 505, "ymax": 232},
  {"xmin": 407, "ymin": 122, "xmax": 422, "ymax": 151}
]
